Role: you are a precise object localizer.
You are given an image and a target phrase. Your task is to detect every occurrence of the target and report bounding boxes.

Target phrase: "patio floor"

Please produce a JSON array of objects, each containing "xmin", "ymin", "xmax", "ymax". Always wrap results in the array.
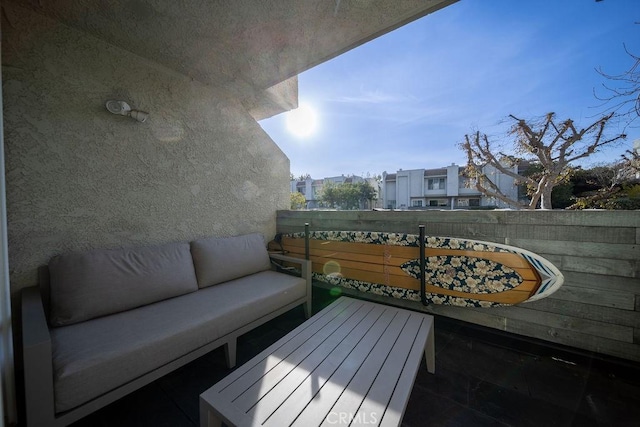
[{"xmin": 70, "ymin": 287, "xmax": 640, "ymax": 427}]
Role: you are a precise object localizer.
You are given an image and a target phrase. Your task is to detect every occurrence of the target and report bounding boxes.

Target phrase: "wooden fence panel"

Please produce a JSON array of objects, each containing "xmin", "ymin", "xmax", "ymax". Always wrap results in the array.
[{"xmin": 277, "ymin": 210, "xmax": 640, "ymax": 362}]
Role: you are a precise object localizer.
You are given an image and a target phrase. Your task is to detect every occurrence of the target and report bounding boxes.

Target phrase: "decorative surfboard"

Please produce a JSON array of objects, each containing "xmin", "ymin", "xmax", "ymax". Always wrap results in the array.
[{"xmin": 272, "ymin": 230, "xmax": 564, "ymax": 308}]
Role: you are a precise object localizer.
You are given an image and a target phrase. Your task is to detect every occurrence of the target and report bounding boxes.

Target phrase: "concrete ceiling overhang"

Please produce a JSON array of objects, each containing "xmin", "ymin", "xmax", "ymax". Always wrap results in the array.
[{"xmin": 15, "ymin": 0, "xmax": 457, "ymax": 119}]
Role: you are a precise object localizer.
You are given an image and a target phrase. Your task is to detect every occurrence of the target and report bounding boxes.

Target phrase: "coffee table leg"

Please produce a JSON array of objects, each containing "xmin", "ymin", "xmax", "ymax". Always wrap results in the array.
[
  {"xmin": 425, "ymin": 324, "xmax": 435, "ymax": 374},
  {"xmin": 200, "ymin": 399, "xmax": 223, "ymax": 427},
  {"xmin": 224, "ymin": 339, "xmax": 237, "ymax": 368}
]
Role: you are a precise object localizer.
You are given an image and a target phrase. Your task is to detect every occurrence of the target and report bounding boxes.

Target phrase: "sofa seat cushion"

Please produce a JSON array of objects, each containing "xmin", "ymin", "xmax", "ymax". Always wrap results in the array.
[
  {"xmin": 48, "ymin": 242, "xmax": 198, "ymax": 326},
  {"xmin": 51, "ymin": 271, "xmax": 306, "ymax": 413}
]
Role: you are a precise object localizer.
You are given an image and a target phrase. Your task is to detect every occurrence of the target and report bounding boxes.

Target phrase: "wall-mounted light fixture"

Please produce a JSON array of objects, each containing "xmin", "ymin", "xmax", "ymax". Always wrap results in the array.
[{"xmin": 105, "ymin": 100, "xmax": 149, "ymax": 123}]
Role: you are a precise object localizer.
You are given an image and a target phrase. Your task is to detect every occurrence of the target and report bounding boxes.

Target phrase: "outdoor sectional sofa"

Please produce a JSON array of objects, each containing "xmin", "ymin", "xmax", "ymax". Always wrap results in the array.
[{"xmin": 21, "ymin": 233, "xmax": 311, "ymax": 427}]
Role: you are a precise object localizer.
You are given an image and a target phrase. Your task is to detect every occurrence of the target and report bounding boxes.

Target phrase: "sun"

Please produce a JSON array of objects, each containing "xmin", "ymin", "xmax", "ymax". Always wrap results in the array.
[{"xmin": 286, "ymin": 103, "xmax": 318, "ymax": 138}]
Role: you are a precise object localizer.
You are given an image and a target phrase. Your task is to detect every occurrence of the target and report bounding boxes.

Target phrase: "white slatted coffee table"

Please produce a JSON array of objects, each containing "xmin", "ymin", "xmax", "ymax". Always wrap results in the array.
[{"xmin": 200, "ymin": 296, "xmax": 435, "ymax": 427}]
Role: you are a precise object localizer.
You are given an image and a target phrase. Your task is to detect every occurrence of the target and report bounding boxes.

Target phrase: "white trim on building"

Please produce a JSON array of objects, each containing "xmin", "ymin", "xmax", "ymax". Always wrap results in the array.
[{"xmin": 382, "ymin": 164, "xmax": 519, "ymax": 210}]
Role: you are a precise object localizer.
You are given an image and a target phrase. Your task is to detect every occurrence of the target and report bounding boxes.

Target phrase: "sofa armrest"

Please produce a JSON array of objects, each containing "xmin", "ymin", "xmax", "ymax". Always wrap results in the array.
[
  {"xmin": 269, "ymin": 253, "xmax": 312, "ymax": 317},
  {"xmin": 269, "ymin": 253, "xmax": 311, "ymax": 281},
  {"xmin": 269, "ymin": 252, "xmax": 309, "ymax": 265},
  {"xmin": 22, "ymin": 286, "xmax": 56, "ymax": 426}
]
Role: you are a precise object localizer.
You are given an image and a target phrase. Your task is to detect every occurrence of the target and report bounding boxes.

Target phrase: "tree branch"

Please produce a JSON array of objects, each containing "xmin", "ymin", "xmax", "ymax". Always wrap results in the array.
[
  {"xmin": 474, "ymin": 175, "xmax": 530, "ymax": 209},
  {"xmin": 460, "ymin": 112, "xmax": 626, "ymax": 209}
]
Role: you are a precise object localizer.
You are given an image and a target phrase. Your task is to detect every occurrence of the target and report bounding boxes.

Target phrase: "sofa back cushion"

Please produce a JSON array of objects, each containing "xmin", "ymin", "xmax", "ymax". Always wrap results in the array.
[
  {"xmin": 48, "ymin": 242, "xmax": 198, "ymax": 326},
  {"xmin": 191, "ymin": 233, "xmax": 271, "ymax": 288}
]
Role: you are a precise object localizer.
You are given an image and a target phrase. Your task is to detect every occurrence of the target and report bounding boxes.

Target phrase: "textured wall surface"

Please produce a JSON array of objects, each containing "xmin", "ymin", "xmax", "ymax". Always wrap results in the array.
[{"xmin": 2, "ymin": 4, "xmax": 290, "ymax": 292}]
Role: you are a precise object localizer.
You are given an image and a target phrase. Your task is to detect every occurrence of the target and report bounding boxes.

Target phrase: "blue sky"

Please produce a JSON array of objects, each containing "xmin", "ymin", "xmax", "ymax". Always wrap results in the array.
[{"xmin": 259, "ymin": 0, "xmax": 640, "ymax": 180}]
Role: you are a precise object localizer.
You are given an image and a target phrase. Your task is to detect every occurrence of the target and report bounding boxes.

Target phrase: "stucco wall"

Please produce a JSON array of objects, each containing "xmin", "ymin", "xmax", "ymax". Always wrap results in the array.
[{"xmin": 2, "ymin": 4, "xmax": 290, "ymax": 292}]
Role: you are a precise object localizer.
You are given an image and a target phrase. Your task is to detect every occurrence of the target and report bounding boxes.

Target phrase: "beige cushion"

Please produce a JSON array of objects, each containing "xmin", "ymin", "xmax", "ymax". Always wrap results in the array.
[
  {"xmin": 48, "ymin": 242, "xmax": 198, "ymax": 326},
  {"xmin": 191, "ymin": 233, "xmax": 271, "ymax": 288},
  {"xmin": 51, "ymin": 271, "xmax": 307, "ymax": 413}
]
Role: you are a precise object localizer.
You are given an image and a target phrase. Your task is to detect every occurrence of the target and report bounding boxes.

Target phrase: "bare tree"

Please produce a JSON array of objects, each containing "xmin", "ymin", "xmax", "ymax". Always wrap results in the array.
[
  {"xmin": 621, "ymin": 148, "xmax": 640, "ymax": 174},
  {"xmin": 461, "ymin": 113, "xmax": 626, "ymax": 209},
  {"xmin": 568, "ymin": 152, "xmax": 640, "ymax": 210},
  {"xmin": 595, "ymin": 44, "xmax": 640, "ymax": 128}
]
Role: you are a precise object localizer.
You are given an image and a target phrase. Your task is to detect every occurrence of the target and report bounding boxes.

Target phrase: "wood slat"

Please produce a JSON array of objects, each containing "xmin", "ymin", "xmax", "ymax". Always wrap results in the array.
[
  {"xmin": 487, "ymin": 306, "xmax": 634, "ymax": 343},
  {"xmin": 310, "ymin": 263, "xmax": 416, "ymax": 288},
  {"xmin": 349, "ymin": 314, "xmax": 431, "ymax": 426},
  {"xmin": 231, "ymin": 303, "xmax": 373, "ymax": 410},
  {"xmin": 504, "ymin": 318, "xmax": 640, "ymax": 362},
  {"xmin": 559, "ymin": 255, "xmax": 639, "ymax": 279},
  {"xmin": 277, "ymin": 209, "xmax": 640, "ymax": 228},
  {"xmin": 309, "ymin": 262, "xmax": 535, "ymax": 304},
  {"xmin": 309, "ymin": 256, "xmax": 405, "ymax": 277},
  {"xmin": 562, "ymin": 271, "xmax": 640, "ymax": 293},
  {"xmin": 547, "ymin": 285, "xmax": 635, "ymax": 311},
  {"xmin": 212, "ymin": 298, "xmax": 356, "ymax": 392},
  {"xmin": 428, "ymin": 285, "xmax": 533, "ymax": 304},
  {"xmin": 283, "ymin": 236, "xmax": 417, "ymax": 257},
  {"xmin": 508, "ymin": 238, "xmax": 640, "ymax": 260},
  {"xmin": 378, "ymin": 316, "xmax": 433, "ymax": 426},
  {"xmin": 283, "ymin": 237, "xmax": 532, "ymax": 268},
  {"xmin": 279, "ymin": 249, "xmax": 540, "ymax": 291},
  {"xmin": 266, "ymin": 305, "xmax": 397, "ymax": 426},
  {"xmin": 301, "ymin": 254, "xmax": 539, "ymax": 284},
  {"xmin": 294, "ymin": 310, "xmax": 413, "ymax": 426},
  {"xmin": 525, "ymin": 297, "xmax": 640, "ymax": 329},
  {"xmin": 251, "ymin": 303, "xmax": 383, "ymax": 424},
  {"xmin": 279, "ymin": 215, "xmax": 636, "ymax": 244}
]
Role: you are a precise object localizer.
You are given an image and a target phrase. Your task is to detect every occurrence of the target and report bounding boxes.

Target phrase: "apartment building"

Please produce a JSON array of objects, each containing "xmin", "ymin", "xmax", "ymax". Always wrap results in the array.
[
  {"xmin": 291, "ymin": 175, "xmax": 382, "ymax": 209},
  {"xmin": 291, "ymin": 177, "xmax": 323, "ymax": 209},
  {"xmin": 382, "ymin": 163, "xmax": 519, "ymax": 209}
]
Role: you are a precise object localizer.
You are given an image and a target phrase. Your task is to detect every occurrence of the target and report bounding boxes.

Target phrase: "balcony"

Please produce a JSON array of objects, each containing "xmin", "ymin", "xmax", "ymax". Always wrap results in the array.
[
  {"xmin": 66, "ymin": 286, "xmax": 640, "ymax": 426},
  {"xmin": 3, "ymin": 1, "xmax": 639, "ymax": 425},
  {"xmin": 59, "ymin": 209, "xmax": 639, "ymax": 426},
  {"xmin": 9, "ymin": 209, "xmax": 640, "ymax": 426}
]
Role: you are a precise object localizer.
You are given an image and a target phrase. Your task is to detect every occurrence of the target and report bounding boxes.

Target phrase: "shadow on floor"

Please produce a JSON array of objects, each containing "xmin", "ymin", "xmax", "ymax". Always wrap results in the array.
[{"xmin": 71, "ymin": 288, "xmax": 640, "ymax": 427}]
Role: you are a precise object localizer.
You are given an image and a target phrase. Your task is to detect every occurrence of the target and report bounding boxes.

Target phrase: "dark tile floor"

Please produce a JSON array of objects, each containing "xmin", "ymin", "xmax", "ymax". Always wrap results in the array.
[{"xmin": 71, "ymin": 288, "xmax": 640, "ymax": 427}]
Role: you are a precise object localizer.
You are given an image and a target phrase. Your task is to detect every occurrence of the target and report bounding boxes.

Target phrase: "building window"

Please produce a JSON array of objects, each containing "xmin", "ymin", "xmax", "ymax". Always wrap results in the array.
[
  {"xmin": 459, "ymin": 177, "xmax": 476, "ymax": 189},
  {"xmin": 412, "ymin": 200, "xmax": 423, "ymax": 207},
  {"xmin": 427, "ymin": 178, "xmax": 446, "ymax": 190},
  {"xmin": 457, "ymin": 198, "xmax": 480, "ymax": 207},
  {"xmin": 387, "ymin": 200, "xmax": 396, "ymax": 209},
  {"xmin": 428, "ymin": 199, "xmax": 447, "ymax": 207}
]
